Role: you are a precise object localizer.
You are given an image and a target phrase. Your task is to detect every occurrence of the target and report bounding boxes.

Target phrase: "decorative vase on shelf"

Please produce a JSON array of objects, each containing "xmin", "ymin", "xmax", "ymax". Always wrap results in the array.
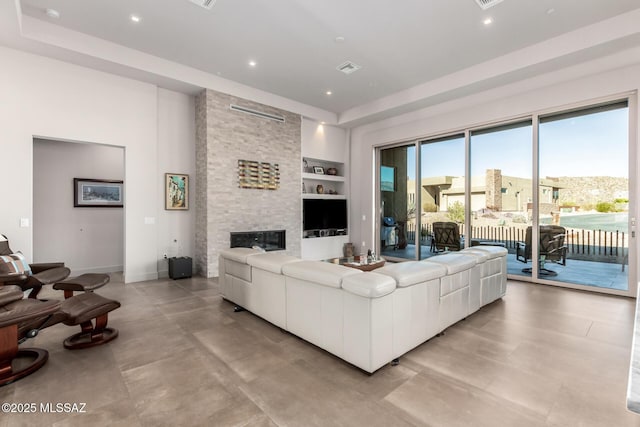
[
  {"xmin": 326, "ymin": 167, "xmax": 338, "ymax": 176},
  {"xmin": 343, "ymin": 243, "xmax": 354, "ymax": 258},
  {"xmin": 316, "ymin": 184, "xmax": 324, "ymax": 194}
]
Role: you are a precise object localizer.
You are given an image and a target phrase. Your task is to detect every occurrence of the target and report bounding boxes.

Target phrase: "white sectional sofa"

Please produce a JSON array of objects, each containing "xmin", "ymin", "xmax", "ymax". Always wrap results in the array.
[{"xmin": 218, "ymin": 246, "xmax": 508, "ymax": 373}]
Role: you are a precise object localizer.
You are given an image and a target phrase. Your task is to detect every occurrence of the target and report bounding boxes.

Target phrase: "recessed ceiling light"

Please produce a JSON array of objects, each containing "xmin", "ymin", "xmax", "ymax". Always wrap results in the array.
[
  {"xmin": 335, "ymin": 36, "xmax": 345, "ymax": 43},
  {"xmin": 483, "ymin": 17, "xmax": 493, "ymax": 25},
  {"xmin": 248, "ymin": 60, "xmax": 257, "ymax": 67},
  {"xmin": 45, "ymin": 8, "xmax": 60, "ymax": 19},
  {"xmin": 130, "ymin": 14, "xmax": 141, "ymax": 23},
  {"xmin": 546, "ymin": 8, "xmax": 556, "ymax": 15},
  {"xmin": 326, "ymin": 91, "xmax": 332, "ymax": 96}
]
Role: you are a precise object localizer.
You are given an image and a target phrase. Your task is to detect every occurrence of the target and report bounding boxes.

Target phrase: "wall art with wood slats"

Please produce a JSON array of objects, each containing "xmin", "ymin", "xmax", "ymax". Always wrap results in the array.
[{"xmin": 238, "ymin": 159, "xmax": 280, "ymax": 190}]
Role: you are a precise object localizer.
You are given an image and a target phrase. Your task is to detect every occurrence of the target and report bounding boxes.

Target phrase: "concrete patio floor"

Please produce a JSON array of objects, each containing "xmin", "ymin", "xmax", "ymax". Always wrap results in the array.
[{"xmin": 381, "ymin": 244, "xmax": 629, "ymax": 291}]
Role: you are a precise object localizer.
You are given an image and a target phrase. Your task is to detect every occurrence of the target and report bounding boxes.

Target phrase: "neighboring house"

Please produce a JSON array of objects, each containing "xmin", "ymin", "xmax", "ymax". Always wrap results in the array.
[{"xmin": 408, "ymin": 169, "xmax": 563, "ymax": 213}]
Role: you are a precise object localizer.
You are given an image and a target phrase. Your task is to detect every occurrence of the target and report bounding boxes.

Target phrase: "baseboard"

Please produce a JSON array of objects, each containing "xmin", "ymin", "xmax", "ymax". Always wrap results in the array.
[
  {"xmin": 70, "ymin": 265, "xmax": 123, "ymax": 276},
  {"xmin": 124, "ymin": 271, "xmax": 159, "ymax": 284}
]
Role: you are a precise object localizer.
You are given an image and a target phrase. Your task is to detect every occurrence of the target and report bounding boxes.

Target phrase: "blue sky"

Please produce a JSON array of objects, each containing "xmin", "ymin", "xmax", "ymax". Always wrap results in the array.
[{"xmin": 406, "ymin": 107, "xmax": 628, "ymax": 179}]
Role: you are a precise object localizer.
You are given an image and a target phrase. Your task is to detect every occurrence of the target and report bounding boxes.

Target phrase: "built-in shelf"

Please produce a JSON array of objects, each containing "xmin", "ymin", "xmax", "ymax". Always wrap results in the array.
[
  {"xmin": 302, "ymin": 172, "xmax": 345, "ymax": 182},
  {"xmin": 302, "ymin": 157, "xmax": 346, "ymax": 198},
  {"xmin": 302, "ymin": 194, "xmax": 347, "ymax": 200},
  {"xmin": 301, "ymin": 123, "xmax": 349, "ymax": 259}
]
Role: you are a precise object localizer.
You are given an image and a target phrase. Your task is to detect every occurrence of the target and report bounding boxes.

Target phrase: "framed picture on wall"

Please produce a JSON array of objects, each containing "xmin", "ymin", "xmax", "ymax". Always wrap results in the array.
[
  {"xmin": 74, "ymin": 178, "xmax": 124, "ymax": 207},
  {"xmin": 165, "ymin": 173, "xmax": 189, "ymax": 210}
]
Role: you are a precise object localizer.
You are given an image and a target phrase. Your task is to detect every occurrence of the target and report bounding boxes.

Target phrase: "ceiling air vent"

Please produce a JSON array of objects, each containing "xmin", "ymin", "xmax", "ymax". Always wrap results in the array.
[
  {"xmin": 230, "ymin": 104, "xmax": 285, "ymax": 123},
  {"xmin": 336, "ymin": 61, "xmax": 362, "ymax": 75},
  {"xmin": 190, "ymin": 0, "xmax": 217, "ymax": 10},
  {"xmin": 474, "ymin": 0, "xmax": 504, "ymax": 10}
]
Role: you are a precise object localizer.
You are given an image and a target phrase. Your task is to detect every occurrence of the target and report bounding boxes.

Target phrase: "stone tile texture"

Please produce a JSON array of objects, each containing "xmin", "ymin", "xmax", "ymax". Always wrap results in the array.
[{"xmin": 195, "ymin": 89, "xmax": 301, "ymax": 277}]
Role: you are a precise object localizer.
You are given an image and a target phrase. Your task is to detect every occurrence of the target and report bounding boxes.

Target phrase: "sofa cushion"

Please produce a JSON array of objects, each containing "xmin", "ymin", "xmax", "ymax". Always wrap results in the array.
[
  {"xmin": 219, "ymin": 247, "xmax": 265, "ymax": 263},
  {"xmin": 468, "ymin": 245, "xmax": 508, "ymax": 259},
  {"xmin": 247, "ymin": 252, "xmax": 302, "ymax": 274},
  {"xmin": 422, "ymin": 253, "xmax": 476, "ymax": 274},
  {"xmin": 342, "ymin": 272, "xmax": 396, "ymax": 298},
  {"xmin": 460, "ymin": 248, "xmax": 490, "ymax": 262},
  {"xmin": 376, "ymin": 261, "xmax": 446, "ymax": 287},
  {"xmin": 282, "ymin": 260, "xmax": 361, "ymax": 288}
]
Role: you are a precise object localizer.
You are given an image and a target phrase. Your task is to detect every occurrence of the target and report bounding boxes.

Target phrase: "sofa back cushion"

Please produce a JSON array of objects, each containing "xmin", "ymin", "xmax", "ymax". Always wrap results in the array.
[
  {"xmin": 247, "ymin": 253, "xmax": 302, "ymax": 274},
  {"xmin": 342, "ymin": 272, "xmax": 396, "ymax": 298},
  {"xmin": 377, "ymin": 261, "xmax": 446, "ymax": 287},
  {"xmin": 282, "ymin": 260, "xmax": 361, "ymax": 288}
]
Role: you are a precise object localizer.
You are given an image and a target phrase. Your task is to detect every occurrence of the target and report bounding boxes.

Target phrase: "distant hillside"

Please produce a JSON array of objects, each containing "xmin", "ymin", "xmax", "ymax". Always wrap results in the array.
[{"xmin": 554, "ymin": 176, "xmax": 628, "ymax": 207}]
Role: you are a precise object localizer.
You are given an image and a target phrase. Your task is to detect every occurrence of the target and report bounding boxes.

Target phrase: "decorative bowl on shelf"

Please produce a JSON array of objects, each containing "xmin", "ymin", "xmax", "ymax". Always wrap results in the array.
[{"xmin": 326, "ymin": 167, "xmax": 338, "ymax": 175}]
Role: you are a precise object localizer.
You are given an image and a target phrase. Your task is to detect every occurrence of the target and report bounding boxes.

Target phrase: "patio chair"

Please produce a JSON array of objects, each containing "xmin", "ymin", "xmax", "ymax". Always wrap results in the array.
[
  {"xmin": 516, "ymin": 225, "xmax": 567, "ymax": 276},
  {"xmin": 431, "ymin": 222, "xmax": 463, "ymax": 252}
]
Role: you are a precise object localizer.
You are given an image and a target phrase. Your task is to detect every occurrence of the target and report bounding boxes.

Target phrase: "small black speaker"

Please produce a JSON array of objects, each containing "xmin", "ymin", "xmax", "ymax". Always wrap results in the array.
[{"xmin": 169, "ymin": 256, "xmax": 192, "ymax": 279}]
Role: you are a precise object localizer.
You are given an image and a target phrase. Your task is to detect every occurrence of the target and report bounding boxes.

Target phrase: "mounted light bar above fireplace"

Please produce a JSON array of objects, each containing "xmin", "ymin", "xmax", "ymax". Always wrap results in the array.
[{"xmin": 229, "ymin": 104, "xmax": 286, "ymax": 123}]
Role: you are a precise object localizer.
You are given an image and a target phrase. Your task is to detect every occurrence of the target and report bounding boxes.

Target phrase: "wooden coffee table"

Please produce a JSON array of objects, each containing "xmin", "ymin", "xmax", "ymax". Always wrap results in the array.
[{"xmin": 326, "ymin": 256, "xmax": 386, "ymax": 271}]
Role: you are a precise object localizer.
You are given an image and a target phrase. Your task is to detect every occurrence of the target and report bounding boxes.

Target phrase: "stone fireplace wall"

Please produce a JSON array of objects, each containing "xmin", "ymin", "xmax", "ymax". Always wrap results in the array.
[{"xmin": 195, "ymin": 89, "xmax": 301, "ymax": 277}]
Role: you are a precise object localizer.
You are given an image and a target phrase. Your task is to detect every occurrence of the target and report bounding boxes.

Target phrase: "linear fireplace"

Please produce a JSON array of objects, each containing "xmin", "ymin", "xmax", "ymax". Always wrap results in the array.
[{"xmin": 230, "ymin": 230, "xmax": 286, "ymax": 252}]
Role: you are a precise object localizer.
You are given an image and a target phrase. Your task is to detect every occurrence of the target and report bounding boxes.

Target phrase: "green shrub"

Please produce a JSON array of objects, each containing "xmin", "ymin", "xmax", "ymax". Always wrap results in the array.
[
  {"xmin": 422, "ymin": 202, "xmax": 438, "ymax": 213},
  {"xmin": 595, "ymin": 201, "xmax": 615, "ymax": 213},
  {"xmin": 447, "ymin": 201, "xmax": 465, "ymax": 224},
  {"xmin": 614, "ymin": 198, "xmax": 629, "ymax": 204}
]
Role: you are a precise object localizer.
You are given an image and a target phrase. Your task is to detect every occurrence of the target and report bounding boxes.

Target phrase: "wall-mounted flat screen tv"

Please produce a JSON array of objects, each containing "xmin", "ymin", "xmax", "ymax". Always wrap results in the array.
[
  {"xmin": 381, "ymin": 165, "xmax": 395, "ymax": 192},
  {"xmin": 303, "ymin": 199, "xmax": 347, "ymax": 231}
]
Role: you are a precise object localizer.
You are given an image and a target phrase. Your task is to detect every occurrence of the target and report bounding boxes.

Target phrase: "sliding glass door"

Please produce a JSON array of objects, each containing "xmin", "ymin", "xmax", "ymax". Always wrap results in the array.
[
  {"xmin": 380, "ymin": 144, "xmax": 416, "ymax": 260},
  {"xmin": 536, "ymin": 102, "xmax": 629, "ymax": 290},
  {"xmin": 469, "ymin": 122, "xmax": 532, "ymax": 262},
  {"xmin": 376, "ymin": 96, "xmax": 634, "ymax": 295},
  {"xmin": 419, "ymin": 135, "xmax": 465, "ymax": 259}
]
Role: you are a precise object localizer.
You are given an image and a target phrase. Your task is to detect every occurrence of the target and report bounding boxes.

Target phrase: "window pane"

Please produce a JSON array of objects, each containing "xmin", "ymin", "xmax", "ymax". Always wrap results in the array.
[
  {"xmin": 419, "ymin": 135, "xmax": 465, "ymax": 258},
  {"xmin": 469, "ymin": 122, "xmax": 532, "ymax": 264},
  {"xmin": 537, "ymin": 103, "xmax": 628, "ymax": 289}
]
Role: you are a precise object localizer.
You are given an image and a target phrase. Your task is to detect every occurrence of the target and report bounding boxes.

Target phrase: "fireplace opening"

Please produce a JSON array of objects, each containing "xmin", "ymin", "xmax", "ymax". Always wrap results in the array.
[{"xmin": 230, "ymin": 230, "xmax": 286, "ymax": 251}]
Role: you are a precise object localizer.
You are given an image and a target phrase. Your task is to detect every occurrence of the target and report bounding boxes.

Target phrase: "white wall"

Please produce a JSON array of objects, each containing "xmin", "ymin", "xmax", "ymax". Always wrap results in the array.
[
  {"xmin": 349, "ymin": 57, "xmax": 640, "ymax": 276},
  {"xmin": 301, "ymin": 120, "xmax": 349, "ymax": 163},
  {"xmin": 0, "ymin": 46, "xmax": 195, "ymax": 283},
  {"xmin": 33, "ymin": 140, "xmax": 124, "ymax": 274},
  {"xmin": 157, "ymin": 89, "xmax": 196, "ymax": 277}
]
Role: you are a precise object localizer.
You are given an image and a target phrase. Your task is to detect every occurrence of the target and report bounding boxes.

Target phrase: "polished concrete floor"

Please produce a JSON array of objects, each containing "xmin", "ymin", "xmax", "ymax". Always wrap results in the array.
[{"xmin": 1, "ymin": 274, "xmax": 639, "ymax": 426}]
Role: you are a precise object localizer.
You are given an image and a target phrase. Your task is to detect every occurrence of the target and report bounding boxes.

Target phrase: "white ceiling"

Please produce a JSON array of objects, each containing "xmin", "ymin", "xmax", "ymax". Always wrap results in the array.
[{"xmin": 6, "ymin": 0, "xmax": 640, "ymax": 125}]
